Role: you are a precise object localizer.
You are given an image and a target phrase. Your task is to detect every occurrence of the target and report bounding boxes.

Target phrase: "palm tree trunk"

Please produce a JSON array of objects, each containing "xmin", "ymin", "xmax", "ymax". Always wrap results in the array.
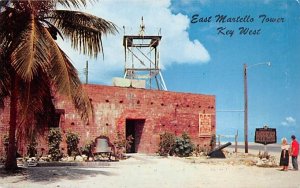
[{"xmin": 5, "ymin": 73, "xmax": 18, "ymax": 171}]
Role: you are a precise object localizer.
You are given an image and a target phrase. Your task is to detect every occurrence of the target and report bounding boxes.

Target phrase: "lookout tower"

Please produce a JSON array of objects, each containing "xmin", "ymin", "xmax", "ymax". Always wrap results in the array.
[{"xmin": 122, "ymin": 17, "xmax": 167, "ymax": 90}]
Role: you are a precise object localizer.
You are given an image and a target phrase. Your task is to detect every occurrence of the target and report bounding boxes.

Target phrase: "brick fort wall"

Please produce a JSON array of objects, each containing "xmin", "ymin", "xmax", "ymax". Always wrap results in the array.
[{"xmin": 0, "ymin": 84, "xmax": 216, "ymax": 157}]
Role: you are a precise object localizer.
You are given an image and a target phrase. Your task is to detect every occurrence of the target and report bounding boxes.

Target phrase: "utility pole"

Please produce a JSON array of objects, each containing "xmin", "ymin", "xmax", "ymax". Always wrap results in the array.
[
  {"xmin": 244, "ymin": 64, "xmax": 248, "ymax": 153},
  {"xmin": 84, "ymin": 60, "xmax": 88, "ymax": 84},
  {"xmin": 243, "ymin": 62, "xmax": 271, "ymax": 154}
]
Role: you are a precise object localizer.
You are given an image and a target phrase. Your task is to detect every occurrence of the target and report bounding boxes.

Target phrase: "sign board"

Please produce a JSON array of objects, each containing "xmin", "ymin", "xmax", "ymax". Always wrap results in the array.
[
  {"xmin": 199, "ymin": 113, "xmax": 212, "ymax": 137},
  {"xmin": 255, "ymin": 128, "xmax": 277, "ymax": 145}
]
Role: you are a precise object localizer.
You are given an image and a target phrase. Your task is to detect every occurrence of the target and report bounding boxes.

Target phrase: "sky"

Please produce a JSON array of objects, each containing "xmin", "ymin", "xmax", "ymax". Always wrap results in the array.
[{"xmin": 57, "ymin": 0, "xmax": 300, "ymax": 143}]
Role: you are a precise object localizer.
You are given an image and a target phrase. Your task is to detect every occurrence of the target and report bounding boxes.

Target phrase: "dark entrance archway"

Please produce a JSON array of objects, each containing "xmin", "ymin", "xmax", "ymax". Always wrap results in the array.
[{"xmin": 125, "ymin": 119, "xmax": 145, "ymax": 153}]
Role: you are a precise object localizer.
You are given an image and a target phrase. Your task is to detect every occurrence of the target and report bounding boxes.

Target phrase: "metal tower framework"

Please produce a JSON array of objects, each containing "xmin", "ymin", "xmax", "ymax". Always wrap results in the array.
[{"xmin": 123, "ymin": 35, "xmax": 167, "ymax": 90}]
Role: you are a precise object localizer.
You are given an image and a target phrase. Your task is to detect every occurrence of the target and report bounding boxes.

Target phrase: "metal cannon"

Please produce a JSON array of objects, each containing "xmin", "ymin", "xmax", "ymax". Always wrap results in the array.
[{"xmin": 207, "ymin": 142, "xmax": 232, "ymax": 158}]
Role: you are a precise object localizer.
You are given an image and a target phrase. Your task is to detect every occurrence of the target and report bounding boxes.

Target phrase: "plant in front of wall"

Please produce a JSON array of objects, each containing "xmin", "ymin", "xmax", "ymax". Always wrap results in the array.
[
  {"xmin": 3, "ymin": 135, "xmax": 9, "ymax": 152},
  {"xmin": 158, "ymin": 132, "xmax": 176, "ymax": 156},
  {"xmin": 66, "ymin": 131, "xmax": 80, "ymax": 157},
  {"xmin": 27, "ymin": 139, "xmax": 38, "ymax": 158},
  {"xmin": 3, "ymin": 135, "xmax": 9, "ymax": 143},
  {"xmin": 81, "ymin": 140, "xmax": 94, "ymax": 161},
  {"xmin": 193, "ymin": 144, "xmax": 210, "ymax": 156},
  {"xmin": 210, "ymin": 134, "xmax": 216, "ymax": 151},
  {"xmin": 125, "ymin": 135, "xmax": 134, "ymax": 153},
  {"xmin": 113, "ymin": 131, "xmax": 134, "ymax": 160},
  {"xmin": 114, "ymin": 131, "xmax": 127, "ymax": 160},
  {"xmin": 174, "ymin": 132, "xmax": 194, "ymax": 157},
  {"xmin": 48, "ymin": 128, "xmax": 62, "ymax": 161},
  {"xmin": 1, "ymin": 135, "xmax": 9, "ymax": 162}
]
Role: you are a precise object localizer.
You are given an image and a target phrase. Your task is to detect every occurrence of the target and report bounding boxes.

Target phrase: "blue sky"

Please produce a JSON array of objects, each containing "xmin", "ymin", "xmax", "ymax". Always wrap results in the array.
[
  {"xmin": 58, "ymin": 0, "xmax": 300, "ymax": 143},
  {"xmin": 168, "ymin": 0, "xmax": 300, "ymax": 142}
]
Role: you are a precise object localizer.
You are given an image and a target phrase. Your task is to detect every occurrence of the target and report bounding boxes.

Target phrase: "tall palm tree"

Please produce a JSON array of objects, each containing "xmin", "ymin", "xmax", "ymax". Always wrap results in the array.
[{"xmin": 0, "ymin": 0, "xmax": 117, "ymax": 171}]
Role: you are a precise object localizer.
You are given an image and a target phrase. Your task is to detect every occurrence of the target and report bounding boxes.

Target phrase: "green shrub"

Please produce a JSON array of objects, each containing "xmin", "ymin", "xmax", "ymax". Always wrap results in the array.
[
  {"xmin": 174, "ymin": 132, "xmax": 194, "ymax": 157},
  {"xmin": 3, "ymin": 135, "xmax": 9, "ymax": 143},
  {"xmin": 27, "ymin": 139, "xmax": 38, "ymax": 157},
  {"xmin": 48, "ymin": 128, "xmax": 62, "ymax": 161},
  {"xmin": 114, "ymin": 131, "xmax": 134, "ymax": 159},
  {"xmin": 125, "ymin": 135, "xmax": 134, "ymax": 153},
  {"xmin": 158, "ymin": 132, "xmax": 176, "ymax": 156},
  {"xmin": 66, "ymin": 131, "xmax": 80, "ymax": 156},
  {"xmin": 158, "ymin": 132, "xmax": 194, "ymax": 157},
  {"xmin": 81, "ymin": 140, "xmax": 93, "ymax": 156}
]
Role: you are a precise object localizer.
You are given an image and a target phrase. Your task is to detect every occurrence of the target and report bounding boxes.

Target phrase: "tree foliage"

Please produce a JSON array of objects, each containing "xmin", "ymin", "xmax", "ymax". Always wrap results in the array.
[
  {"xmin": 158, "ymin": 132, "xmax": 176, "ymax": 156},
  {"xmin": 0, "ymin": 0, "xmax": 117, "ymax": 171},
  {"xmin": 66, "ymin": 131, "xmax": 80, "ymax": 156},
  {"xmin": 174, "ymin": 132, "xmax": 194, "ymax": 157},
  {"xmin": 48, "ymin": 128, "xmax": 62, "ymax": 161},
  {"xmin": 158, "ymin": 132, "xmax": 194, "ymax": 157},
  {"xmin": 26, "ymin": 138, "xmax": 38, "ymax": 157}
]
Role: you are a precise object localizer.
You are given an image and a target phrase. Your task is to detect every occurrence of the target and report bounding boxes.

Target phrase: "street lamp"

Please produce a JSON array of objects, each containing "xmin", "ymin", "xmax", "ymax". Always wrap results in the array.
[{"xmin": 243, "ymin": 62, "xmax": 271, "ymax": 153}]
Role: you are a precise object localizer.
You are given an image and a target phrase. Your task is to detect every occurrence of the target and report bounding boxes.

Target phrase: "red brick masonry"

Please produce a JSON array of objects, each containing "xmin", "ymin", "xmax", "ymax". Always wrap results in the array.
[{"xmin": 0, "ymin": 84, "xmax": 215, "ymax": 157}]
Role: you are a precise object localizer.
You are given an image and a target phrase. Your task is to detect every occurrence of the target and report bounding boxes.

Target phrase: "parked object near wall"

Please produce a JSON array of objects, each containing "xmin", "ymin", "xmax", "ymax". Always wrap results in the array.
[{"xmin": 208, "ymin": 142, "xmax": 232, "ymax": 158}]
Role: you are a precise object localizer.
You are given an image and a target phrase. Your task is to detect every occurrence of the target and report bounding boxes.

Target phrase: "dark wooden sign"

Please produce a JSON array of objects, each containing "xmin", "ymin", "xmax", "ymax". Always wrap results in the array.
[{"xmin": 255, "ymin": 128, "xmax": 277, "ymax": 145}]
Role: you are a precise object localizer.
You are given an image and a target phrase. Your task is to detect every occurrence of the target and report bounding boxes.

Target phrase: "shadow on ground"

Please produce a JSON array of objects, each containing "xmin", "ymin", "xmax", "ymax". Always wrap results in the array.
[{"xmin": 0, "ymin": 166, "xmax": 117, "ymax": 183}]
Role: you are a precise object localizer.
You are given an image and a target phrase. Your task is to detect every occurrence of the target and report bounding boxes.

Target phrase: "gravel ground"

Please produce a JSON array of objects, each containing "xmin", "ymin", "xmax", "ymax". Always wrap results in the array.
[{"xmin": 1, "ymin": 151, "xmax": 299, "ymax": 188}]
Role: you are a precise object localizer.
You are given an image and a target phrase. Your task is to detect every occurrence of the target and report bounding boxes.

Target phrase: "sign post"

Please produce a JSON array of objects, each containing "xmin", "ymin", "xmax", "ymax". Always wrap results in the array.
[{"xmin": 254, "ymin": 125, "xmax": 277, "ymax": 154}]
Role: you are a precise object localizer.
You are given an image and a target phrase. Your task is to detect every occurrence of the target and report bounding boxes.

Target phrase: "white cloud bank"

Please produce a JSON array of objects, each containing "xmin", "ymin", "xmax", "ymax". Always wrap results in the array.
[
  {"xmin": 57, "ymin": 0, "xmax": 210, "ymax": 84},
  {"xmin": 281, "ymin": 116, "xmax": 296, "ymax": 127}
]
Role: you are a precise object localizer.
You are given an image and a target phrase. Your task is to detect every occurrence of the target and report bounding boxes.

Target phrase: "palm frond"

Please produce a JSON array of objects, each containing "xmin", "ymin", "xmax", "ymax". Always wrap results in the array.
[
  {"xmin": 55, "ymin": 0, "xmax": 87, "ymax": 8},
  {"xmin": 0, "ymin": 0, "xmax": 9, "ymax": 9},
  {"xmin": 18, "ymin": 71, "xmax": 55, "ymax": 139},
  {"xmin": 0, "ymin": 63, "xmax": 10, "ymax": 109},
  {"xmin": 50, "ymin": 10, "xmax": 117, "ymax": 58},
  {"xmin": 41, "ymin": 26, "xmax": 73, "ymax": 96},
  {"xmin": 17, "ymin": 71, "xmax": 55, "ymax": 140},
  {"xmin": 10, "ymin": 14, "xmax": 51, "ymax": 82},
  {"xmin": 42, "ymin": 26, "xmax": 92, "ymax": 121},
  {"xmin": 42, "ymin": 19, "xmax": 64, "ymax": 40},
  {"xmin": 0, "ymin": 6, "xmax": 18, "ymax": 51},
  {"xmin": 56, "ymin": 50, "xmax": 92, "ymax": 122},
  {"xmin": 0, "ymin": 24, "xmax": 11, "ymax": 109},
  {"xmin": 18, "ymin": 71, "xmax": 50, "ymax": 121}
]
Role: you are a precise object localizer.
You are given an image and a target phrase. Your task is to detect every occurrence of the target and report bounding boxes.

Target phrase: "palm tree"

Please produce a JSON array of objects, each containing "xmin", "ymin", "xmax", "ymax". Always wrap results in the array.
[{"xmin": 0, "ymin": 0, "xmax": 117, "ymax": 171}]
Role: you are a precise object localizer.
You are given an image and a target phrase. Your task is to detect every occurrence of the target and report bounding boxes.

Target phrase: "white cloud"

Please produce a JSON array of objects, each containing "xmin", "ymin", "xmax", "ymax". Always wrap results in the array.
[
  {"xmin": 199, "ymin": 0, "xmax": 210, "ymax": 5},
  {"xmin": 57, "ymin": 0, "xmax": 210, "ymax": 84},
  {"xmin": 281, "ymin": 116, "xmax": 296, "ymax": 127},
  {"xmin": 286, "ymin": 116, "xmax": 296, "ymax": 124}
]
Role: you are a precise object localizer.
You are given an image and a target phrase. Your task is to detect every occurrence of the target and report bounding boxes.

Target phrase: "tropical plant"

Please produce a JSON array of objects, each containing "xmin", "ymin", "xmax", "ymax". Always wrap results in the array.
[
  {"xmin": 81, "ymin": 140, "xmax": 94, "ymax": 159},
  {"xmin": 114, "ymin": 131, "xmax": 134, "ymax": 159},
  {"xmin": 158, "ymin": 132, "xmax": 176, "ymax": 156},
  {"xmin": 174, "ymin": 132, "xmax": 194, "ymax": 157},
  {"xmin": 2, "ymin": 135, "xmax": 9, "ymax": 160},
  {"xmin": 158, "ymin": 132, "xmax": 194, "ymax": 157},
  {"xmin": 27, "ymin": 138, "xmax": 38, "ymax": 157},
  {"xmin": 3, "ymin": 135, "xmax": 9, "ymax": 144},
  {"xmin": 0, "ymin": 0, "xmax": 117, "ymax": 171},
  {"xmin": 48, "ymin": 128, "xmax": 62, "ymax": 161},
  {"xmin": 66, "ymin": 131, "xmax": 80, "ymax": 157}
]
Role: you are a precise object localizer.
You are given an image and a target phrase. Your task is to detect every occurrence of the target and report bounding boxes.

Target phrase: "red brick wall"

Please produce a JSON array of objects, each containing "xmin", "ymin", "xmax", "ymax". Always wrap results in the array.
[
  {"xmin": 0, "ymin": 84, "xmax": 216, "ymax": 157},
  {"xmin": 0, "ymin": 100, "xmax": 10, "ymax": 158}
]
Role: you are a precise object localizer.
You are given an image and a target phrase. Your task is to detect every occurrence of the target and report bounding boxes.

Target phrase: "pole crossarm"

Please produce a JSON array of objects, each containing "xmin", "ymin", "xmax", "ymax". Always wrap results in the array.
[
  {"xmin": 217, "ymin": 110, "xmax": 244, "ymax": 112},
  {"xmin": 246, "ymin": 62, "xmax": 271, "ymax": 69}
]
